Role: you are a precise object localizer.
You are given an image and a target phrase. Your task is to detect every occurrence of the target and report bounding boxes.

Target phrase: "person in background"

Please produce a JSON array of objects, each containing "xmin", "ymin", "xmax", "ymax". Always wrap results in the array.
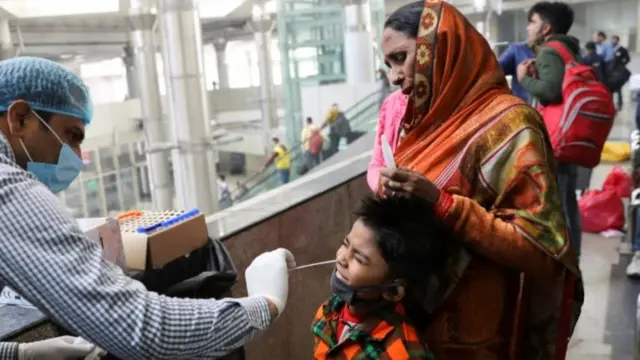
[
  {"xmin": 322, "ymin": 104, "xmax": 351, "ymax": 157},
  {"xmin": 312, "ymin": 196, "xmax": 454, "ymax": 359},
  {"xmin": 367, "ymin": 90, "xmax": 408, "ymax": 192},
  {"xmin": 593, "ymin": 31, "xmax": 615, "ymax": 64},
  {"xmin": 609, "ymin": 34, "xmax": 631, "ymax": 109},
  {"xmin": 582, "ymin": 41, "xmax": 607, "ymax": 83},
  {"xmin": 0, "ymin": 56, "xmax": 297, "ymax": 359},
  {"xmin": 381, "ymin": 2, "xmax": 581, "ymax": 358},
  {"xmin": 235, "ymin": 180, "xmax": 248, "ymax": 199},
  {"xmin": 300, "ymin": 117, "xmax": 324, "ymax": 170},
  {"xmin": 377, "ymin": 69, "xmax": 392, "ymax": 108},
  {"xmin": 217, "ymin": 174, "xmax": 233, "ymax": 210},
  {"xmin": 265, "ymin": 137, "xmax": 291, "ymax": 184},
  {"xmin": 518, "ymin": 1, "xmax": 583, "ymax": 256},
  {"xmin": 498, "ymin": 42, "xmax": 535, "ymax": 102}
]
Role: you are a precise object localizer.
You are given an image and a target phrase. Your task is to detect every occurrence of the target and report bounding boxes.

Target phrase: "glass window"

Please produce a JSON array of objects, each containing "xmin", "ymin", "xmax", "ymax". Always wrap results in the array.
[
  {"xmin": 103, "ymin": 174, "xmax": 120, "ymax": 213},
  {"xmin": 99, "ymin": 147, "xmax": 116, "ymax": 172},
  {"xmin": 82, "ymin": 149, "xmax": 98, "ymax": 174},
  {"xmin": 118, "ymin": 144, "xmax": 132, "ymax": 168},
  {"xmin": 84, "ymin": 179, "xmax": 102, "ymax": 217},
  {"xmin": 226, "ymin": 40, "xmax": 259, "ymax": 88},
  {"xmin": 119, "ymin": 168, "xmax": 137, "ymax": 210}
]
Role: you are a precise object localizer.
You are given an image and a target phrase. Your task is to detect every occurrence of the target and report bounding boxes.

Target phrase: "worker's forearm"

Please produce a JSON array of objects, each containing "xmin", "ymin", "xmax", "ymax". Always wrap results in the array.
[
  {"xmin": 0, "ymin": 342, "xmax": 18, "ymax": 360},
  {"xmin": 0, "ymin": 169, "xmax": 272, "ymax": 360}
]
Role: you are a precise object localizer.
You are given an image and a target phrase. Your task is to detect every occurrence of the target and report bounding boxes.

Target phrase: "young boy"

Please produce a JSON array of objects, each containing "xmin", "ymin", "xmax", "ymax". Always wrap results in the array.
[{"xmin": 311, "ymin": 196, "xmax": 454, "ymax": 359}]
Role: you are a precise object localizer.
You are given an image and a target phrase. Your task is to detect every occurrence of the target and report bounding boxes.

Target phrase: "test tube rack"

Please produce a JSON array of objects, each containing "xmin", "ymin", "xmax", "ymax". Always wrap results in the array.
[{"xmin": 116, "ymin": 209, "xmax": 209, "ymax": 270}]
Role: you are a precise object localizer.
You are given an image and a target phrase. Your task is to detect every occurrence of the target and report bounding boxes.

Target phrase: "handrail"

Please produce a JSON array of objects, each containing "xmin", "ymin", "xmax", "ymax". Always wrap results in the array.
[{"xmin": 229, "ymin": 89, "xmax": 382, "ymax": 197}]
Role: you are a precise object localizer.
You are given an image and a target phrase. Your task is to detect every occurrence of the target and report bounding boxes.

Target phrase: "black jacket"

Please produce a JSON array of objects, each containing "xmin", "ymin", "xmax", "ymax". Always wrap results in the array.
[
  {"xmin": 582, "ymin": 52, "xmax": 607, "ymax": 83},
  {"xmin": 613, "ymin": 45, "xmax": 631, "ymax": 69}
]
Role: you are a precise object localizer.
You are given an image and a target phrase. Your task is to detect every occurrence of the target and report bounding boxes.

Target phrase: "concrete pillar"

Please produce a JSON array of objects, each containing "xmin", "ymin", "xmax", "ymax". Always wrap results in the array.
[
  {"xmin": 158, "ymin": 0, "xmax": 217, "ymax": 214},
  {"xmin": 122, "ymin": 43, "xmax": 139, "ymax": 99},
  {"xmin": 485, "ymin": 11, "xmax": 499, "ymax": 53},
  {"xmin": 0, "ymin": 19, "xmax": 13, "ymax": 60},
  {"xmin": 212, "ymin": 39, "xmax": 229, "ymax": 89},
  {"xmin": 128, "ymin": 0, "xmax": 174, "ymax": 210},
  {"xmin": 249, "ymin": 4, "xmax": 278, "ymax": 156},
  {"xmin": 343, "ymin": 0, "xmax": 375, "ymax": 84}
]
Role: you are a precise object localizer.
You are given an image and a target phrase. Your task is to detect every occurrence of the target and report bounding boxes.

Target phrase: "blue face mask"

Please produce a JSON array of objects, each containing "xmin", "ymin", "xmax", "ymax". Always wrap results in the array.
[{"xmin": 20, "ymin": 112, "xmax": 84, "ymax": 193}]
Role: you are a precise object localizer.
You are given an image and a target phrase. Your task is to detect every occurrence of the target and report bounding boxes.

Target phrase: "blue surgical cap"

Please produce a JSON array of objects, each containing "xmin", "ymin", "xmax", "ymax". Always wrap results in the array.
[{"xmin": 0, "ymin": 56, "xmax": 93, "ymax": 125}]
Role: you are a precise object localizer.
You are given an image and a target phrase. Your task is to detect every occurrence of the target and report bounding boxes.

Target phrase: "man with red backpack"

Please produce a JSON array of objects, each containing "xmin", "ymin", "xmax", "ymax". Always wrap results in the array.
[{"xmin": 517, "ymin": 1, "xmax": 615, "ymax": 259}]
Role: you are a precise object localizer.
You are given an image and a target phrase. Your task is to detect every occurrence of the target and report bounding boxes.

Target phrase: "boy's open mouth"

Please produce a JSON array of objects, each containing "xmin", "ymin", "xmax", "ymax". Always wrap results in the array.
[{"xmin": 336, "ymin": 267, "xmax": 349, "ymax": 283}]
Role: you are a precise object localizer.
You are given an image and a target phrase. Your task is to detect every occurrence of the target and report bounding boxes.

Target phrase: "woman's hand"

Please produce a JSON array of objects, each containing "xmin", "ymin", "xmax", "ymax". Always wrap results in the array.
[{"xmin": 379, "ymin": 167, "xmax": 441, "ymax": 204}]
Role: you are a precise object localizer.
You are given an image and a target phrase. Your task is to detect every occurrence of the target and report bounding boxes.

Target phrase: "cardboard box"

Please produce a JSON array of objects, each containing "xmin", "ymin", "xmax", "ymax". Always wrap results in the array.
[
  {"xmin": 117, "ymin": 211, "xmax": 209, "ymax": 271},
  {"xmin": 77, "ymin": 217, "xmax": 126, "ymax": 269}
]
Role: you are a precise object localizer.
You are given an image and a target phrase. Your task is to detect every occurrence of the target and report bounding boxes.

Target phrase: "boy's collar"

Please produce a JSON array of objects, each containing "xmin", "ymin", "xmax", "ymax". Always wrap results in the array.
[{"xmin": 320, "ymin": 295, "xmax": 406, "ymax": 341}]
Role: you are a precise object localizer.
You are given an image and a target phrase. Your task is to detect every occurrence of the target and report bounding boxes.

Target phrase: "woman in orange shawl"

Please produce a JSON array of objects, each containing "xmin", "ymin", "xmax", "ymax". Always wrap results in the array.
[{"xmin": 378, "ymin": 1, "xmax": 583, "ymax": 359}]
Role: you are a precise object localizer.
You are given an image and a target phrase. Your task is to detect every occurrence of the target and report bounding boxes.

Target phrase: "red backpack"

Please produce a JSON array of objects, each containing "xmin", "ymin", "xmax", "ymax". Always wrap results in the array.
[
  {"xmin": 537, "ymin": 41, "xmax": 615, "ymax": 169},
  {"xmin": 309, "ymin": 129, "xmax": 323, "ymax": 155}
]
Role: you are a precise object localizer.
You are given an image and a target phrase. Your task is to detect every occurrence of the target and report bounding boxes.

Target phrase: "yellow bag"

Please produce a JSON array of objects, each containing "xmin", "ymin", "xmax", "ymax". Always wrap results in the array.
[{"xmin": 601, "ymin": 141, "xmax": 631, "ymax": 162}]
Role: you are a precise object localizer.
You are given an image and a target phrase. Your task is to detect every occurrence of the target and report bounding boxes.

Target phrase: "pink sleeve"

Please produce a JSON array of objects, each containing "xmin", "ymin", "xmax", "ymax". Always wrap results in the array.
[{"xmin": 367, "ymin": 100, "xmax": 388, "ymax": 192}]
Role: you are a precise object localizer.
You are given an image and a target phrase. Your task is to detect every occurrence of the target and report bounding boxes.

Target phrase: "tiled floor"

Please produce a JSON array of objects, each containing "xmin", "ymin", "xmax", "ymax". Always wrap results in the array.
[{"xmin": 567, "ymin": 105, "xmax": 638, "ymax": 360}]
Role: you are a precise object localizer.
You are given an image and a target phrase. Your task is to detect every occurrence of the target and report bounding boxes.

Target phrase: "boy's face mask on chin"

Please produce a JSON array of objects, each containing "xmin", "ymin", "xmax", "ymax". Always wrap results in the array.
[{"xmin": 330, "ymin": 271, "xmax": 400, "ymax": 305}]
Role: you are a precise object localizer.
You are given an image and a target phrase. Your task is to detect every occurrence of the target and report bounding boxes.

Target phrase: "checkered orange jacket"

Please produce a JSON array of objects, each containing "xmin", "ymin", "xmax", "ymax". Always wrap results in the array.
[{"xmin": 311, "ymin": 296, "xmax": 434, "ymax": 359}]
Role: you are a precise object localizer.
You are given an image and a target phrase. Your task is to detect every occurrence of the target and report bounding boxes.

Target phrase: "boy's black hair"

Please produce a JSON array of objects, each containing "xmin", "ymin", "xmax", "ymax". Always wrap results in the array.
[
  {"xmin": 585, "ymin": 41, "xmax": 596, "ymax": 51},
  {"xmin": 384, "ymin": 1, "xmax": 423, "ymax": 39},
  {"xmin": 354, "ymin": 195, "xmax": 454, "ymax": 290},
  {"xmin": 597, "ymin": 31, "xmax": 607, "ymax": 39},
  {"xmin": 528, "ymin": 2, "xmax": 574, "ymax": 35}
]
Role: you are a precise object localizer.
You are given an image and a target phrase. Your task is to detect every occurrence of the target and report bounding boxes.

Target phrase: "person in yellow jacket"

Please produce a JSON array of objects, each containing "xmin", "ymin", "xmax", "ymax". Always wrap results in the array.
[
  {"xmin": 322, "ymin": 104, "xmax": 351, "ymax": 157},
  {"xmin": 264, "ymin": 137, "xmax": 291, "ymax": 184}
]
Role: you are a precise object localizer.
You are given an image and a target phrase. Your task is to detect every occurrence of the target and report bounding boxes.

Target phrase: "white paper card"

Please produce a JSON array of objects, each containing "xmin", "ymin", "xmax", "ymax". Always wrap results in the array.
[{"xmin": 381, "ymin": 134, "xmax": 396, "ymax": 169}]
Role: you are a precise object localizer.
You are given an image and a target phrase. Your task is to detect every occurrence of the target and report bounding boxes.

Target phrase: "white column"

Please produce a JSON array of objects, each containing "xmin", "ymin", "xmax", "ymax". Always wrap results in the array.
[
  {"xmin": 128, "ymin": 0, "xmax": 174, "ymax": 210},
  {"xmin": 213, "ymin": 39, "xmax": 229, "ymax": 89},
  {"xmin": 343, "ymin": 0, "xmax": 375, "ymax": 84},
  {"xmin": 122, "ymin": 43, "xmax": 139, "ymax": 99},
  {"xmin": 250, "ymin": 4, "xmax": 278, "ymax": 156},
  {"xmin": 0, "ymin": 18, "xmax": 13, "ymax": 60},
  {"xmin": 158, "ymin": 0, "xmax": 217, "ymax": 214}
]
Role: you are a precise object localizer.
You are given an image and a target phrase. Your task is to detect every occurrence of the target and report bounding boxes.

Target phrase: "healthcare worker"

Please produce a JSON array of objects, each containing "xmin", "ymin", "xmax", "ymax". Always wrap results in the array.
[{"xmin": 0, "ymin": 57, "xmax": 295, "ymax": 360}]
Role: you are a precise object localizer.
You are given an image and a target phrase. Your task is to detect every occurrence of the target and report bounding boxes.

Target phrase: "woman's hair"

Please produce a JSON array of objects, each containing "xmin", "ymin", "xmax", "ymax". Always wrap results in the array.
[{"xmin": 383, "ymin": 1, "xmax": 424, "ymax": 38}]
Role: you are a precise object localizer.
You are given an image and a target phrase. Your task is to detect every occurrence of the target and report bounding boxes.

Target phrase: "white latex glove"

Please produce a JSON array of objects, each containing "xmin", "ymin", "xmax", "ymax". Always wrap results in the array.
[
  {"xmin": 245, "ymin": 248, "xmax": 296, "ymax": 316},
  {"xmin": 73, "ymin": 338, "xmax": 106, "ymax": 360},
  {"xmin": 17, "ymin": 336, "xmax": 96, "ymax": 360}
]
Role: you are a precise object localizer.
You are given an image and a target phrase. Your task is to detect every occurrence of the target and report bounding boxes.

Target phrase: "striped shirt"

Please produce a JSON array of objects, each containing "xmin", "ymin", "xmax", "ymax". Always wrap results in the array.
[{"xmin": 0, "ymin": 132, "xmax": 271, "ymax": 359}]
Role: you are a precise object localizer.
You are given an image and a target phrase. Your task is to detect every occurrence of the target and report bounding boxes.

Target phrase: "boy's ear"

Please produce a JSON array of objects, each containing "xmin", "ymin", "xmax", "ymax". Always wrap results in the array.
[{"xmin": 382, "ymin": 283, "xmax": 405, "ymax": 302}]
